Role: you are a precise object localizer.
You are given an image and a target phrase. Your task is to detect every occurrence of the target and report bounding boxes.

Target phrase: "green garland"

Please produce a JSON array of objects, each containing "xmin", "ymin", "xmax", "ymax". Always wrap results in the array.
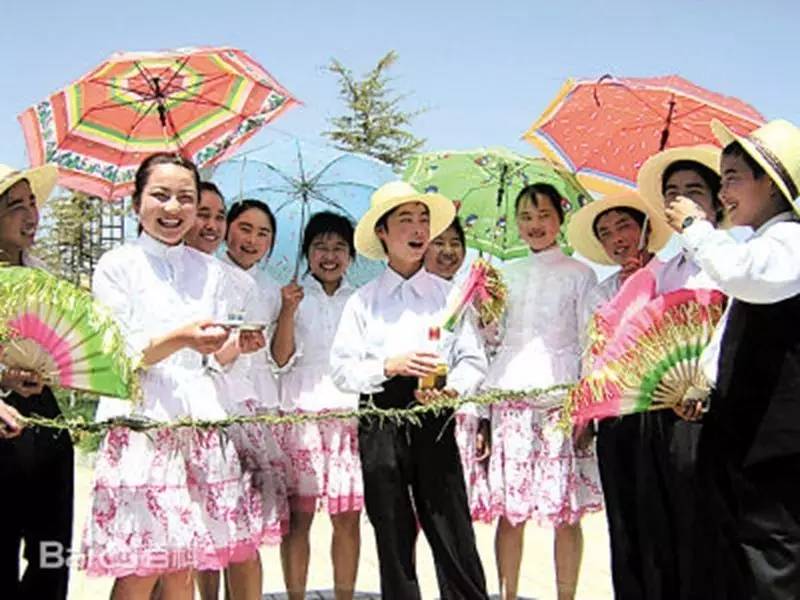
[{"xmin": 18, "ymin": 384, "xmax": 574, "ymax": 436}]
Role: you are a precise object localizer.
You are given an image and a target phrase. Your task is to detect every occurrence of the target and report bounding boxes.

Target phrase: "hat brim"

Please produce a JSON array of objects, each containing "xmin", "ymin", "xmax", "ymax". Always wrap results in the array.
[
  {"xmin": 0, "ymin": 164, "xmax": 58, "ymax": 207},
  {"xmin": 711, "ymin": 119, "xmax": 798, "ymax": 216},
  {"xmin": 566, "ymin": 193, "xmax": 673, "ymax": 266},
  {"xmin": 354, "ymin": 191, "xmax": 456, "ymax": 260},
  {"xmin": 637, "ymin": 145, "xmax": 721, "ymax": 217}
]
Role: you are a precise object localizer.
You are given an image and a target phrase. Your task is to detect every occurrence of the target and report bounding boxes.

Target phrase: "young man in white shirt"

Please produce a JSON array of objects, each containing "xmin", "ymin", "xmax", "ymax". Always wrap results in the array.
[
  {"xmin": 666, "ymin": 118, "xmax": 800, "ymax": 600},
  {"xmin": 0, "ymin": 164, "xmax": 74, "ymax": 600},
  {"xmin": 567, "ymin": 192, "xmax": 671, "ymax": 600},
  {"xmin": 330, "ymin": 181, "xmax": 489, "ymax": 600}
]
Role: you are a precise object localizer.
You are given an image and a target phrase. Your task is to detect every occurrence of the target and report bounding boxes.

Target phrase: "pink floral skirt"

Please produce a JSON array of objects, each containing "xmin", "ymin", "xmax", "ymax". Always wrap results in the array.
[
  {"xmin": 454, "ymin": 412, "xmax": 492, "ymax": 521},
  {"xmin": 80, "ymin": 426, "xmax": 278, "ymax": 577},
  {"xmin": 276, "ymin": 415, "xmax": 363, "ymax": 515},
  {"xmin": 484, "ymin": 399, "xmax": 603, "ymax": 527}
]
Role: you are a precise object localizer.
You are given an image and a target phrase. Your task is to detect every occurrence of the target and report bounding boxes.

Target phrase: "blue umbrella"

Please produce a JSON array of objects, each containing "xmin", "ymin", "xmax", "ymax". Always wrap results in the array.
[{"xmin": 212, "ymin": 135, "xmax": 395, "ymax": 285}]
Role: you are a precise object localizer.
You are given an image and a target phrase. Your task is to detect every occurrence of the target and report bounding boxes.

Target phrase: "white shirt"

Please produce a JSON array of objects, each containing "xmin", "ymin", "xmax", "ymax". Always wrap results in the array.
[
  {"xmin": 656, "ymin": 251, "xmax": 719, "ymax": 294},
  {"xmin": 92, "ymin": 233, "xmax": 234, "ymax": 421},
  {"xmin": 330, "ymin": 266, "xmax": 488, "ymax": 407},
  {"xmin": 278, "ymin": 275, "xmax": 359, "ymax": 412},
  {"xmin": 484, "ymin": 247, "xmax": 597, "ymax": 390},
  {"xmin": 680, "ymin": 211, "xmax": 800, "ymax": 383},
  {"xmin": 220, "ymin": 252, "xmax": 282, "ymax": 411}
]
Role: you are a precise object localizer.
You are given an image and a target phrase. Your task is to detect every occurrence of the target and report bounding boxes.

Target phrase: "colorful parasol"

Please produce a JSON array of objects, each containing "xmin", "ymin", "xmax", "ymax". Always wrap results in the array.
[
  {"xmin": 523, "ymin": 74, "xmax": 764, "ymax": 196},
  {"xmin": 19, "ymin": 46, "xmax": 298, "ymax": 200},
  {"xmin": 568, "ymin": 270, "xmax": 726, "ymax": 428},
  {"xmin": 0, "ymin": 267, "xmax": 138, "ymax": 398},
  {"xmin": 403, "ymin": 147, "xmax": 591, "ymax": 260},
  {"xmin": 211, "ymin": 134, "xmax": 395, "ymax": 285}
]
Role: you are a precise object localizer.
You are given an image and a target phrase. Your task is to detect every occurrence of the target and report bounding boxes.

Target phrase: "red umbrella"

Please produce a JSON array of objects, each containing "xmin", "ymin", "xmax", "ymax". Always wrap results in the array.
[
  {"xmin": 19, "ymin": 46, "xmax": 299, "ymax": 200},
  {"xmin": 523, "ymin": 74, "xmax": 764, "ymax": 196}
]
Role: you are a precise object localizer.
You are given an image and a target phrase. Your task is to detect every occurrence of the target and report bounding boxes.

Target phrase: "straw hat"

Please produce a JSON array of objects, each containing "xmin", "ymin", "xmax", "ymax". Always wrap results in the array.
[
  {"xmin": 711, "ymin": 118, "xmax": 800, "ymax": 216},
  {"xmin": 0, "ymin": 164, "xmax": 57, "ymax": 207},
  {"xmin": 636, "ymin": 145, "xmax": 721, "ymax": 218},
  {"xmin": 566, "ymin": 191, "xmax": 672, "ymax": 266},
  {"xmin": 354, "ymin": 181, "xmax": 455, "ymax": 260}
]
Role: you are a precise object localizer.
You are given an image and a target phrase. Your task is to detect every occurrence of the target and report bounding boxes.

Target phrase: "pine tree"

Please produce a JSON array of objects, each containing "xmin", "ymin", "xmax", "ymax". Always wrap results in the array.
[{"xmin": 325, "ymin": 51, "xmax": 426, "ymax": 168}]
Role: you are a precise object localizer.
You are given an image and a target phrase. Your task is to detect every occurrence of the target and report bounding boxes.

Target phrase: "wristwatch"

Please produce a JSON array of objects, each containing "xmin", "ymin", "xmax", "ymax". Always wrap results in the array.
[{"xmin": 681, "ymin": 215, "xmax": 696, "ymax": 231}]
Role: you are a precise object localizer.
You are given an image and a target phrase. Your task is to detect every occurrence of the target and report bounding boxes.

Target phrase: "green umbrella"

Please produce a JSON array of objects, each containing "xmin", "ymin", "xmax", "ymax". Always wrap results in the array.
[{"xmin": 403, "ymin": 147, "xmax": 592, "ymax": 260}]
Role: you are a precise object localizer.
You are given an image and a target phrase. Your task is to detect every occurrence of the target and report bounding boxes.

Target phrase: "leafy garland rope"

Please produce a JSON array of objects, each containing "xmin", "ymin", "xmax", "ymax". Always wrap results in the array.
[{"xmin": 18, "ymin": 384, "xmax": 574, "ymax": 436}]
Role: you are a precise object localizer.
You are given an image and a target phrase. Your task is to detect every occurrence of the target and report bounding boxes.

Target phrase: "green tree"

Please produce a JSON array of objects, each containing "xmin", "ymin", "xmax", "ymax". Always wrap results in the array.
[
  {"xmin": 325, "ymin": 50, "xmax": 426, "ymax": 168},
  {"xmin": 35, "ymin": 193, "xmax": 126, "ymax": 288}
]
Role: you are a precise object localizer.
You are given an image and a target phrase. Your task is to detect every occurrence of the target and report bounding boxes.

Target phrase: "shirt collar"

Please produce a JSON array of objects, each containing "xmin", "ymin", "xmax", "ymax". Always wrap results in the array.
[
  {"xmin": 137, "ymin": 231, "xmax": 185, "ymax": 260},
  {"xmin": 754, "ymin": 211, "xmax": 797, "ymax": 237},
  {"xmin": 378, "ymin": 265, "xmax": 434, "ymax": 298},
  {"xmin": 526, "ymin": 245, "xmax": 563, "ymax": 264},
  {"xmin": 302, "ymin": 273, "xmax": 353, "ymax": 297}
]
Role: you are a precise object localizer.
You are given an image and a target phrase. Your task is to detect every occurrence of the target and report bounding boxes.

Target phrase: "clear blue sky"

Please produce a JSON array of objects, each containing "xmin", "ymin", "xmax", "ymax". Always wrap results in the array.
[{"xmin": 2, "ymin": 0, "xmax": 798, "ymax": 168}]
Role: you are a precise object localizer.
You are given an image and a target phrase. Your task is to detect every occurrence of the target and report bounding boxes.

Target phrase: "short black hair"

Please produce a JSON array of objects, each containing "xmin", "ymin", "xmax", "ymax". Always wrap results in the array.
[
  {"xmin": 662, "ymin": 159, "xmax": 723, "ymax": 220},
  {"xmin": 443, "ymin": 217, "xmax": 466, "ymax": 248},
  {"xmin": 302, "ymin": 211, "xmax": 356, "ymax": 259},
  {"xmin": 199, "ymin": 181, "xmax": 224, "ymax": 200},
  {"xmin": 592, "ymin": 206, "xmax": 647, "ymax": 239},
  {"xmin": 226, "ymin": 198, "xmax": 277, "ymax": 255},
  {"xmin": 515, "ymin": 183, "xmax": 565, "ymax": 224},
  {"xmin": 722, "ymin": 142, "xmax": 767, "ymax": 179}
]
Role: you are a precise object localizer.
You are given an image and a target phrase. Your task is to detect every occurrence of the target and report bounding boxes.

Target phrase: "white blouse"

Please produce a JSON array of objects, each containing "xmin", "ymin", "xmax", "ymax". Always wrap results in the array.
[
  {"xmin": 484, "ymin": 247, "xmax": 597, "ymax": 391},
  {"xmin": 219, "ymin": 252, "xmax": 282, "ymax": 411},
  {"xmin": 92, "ymin": 233, "xmax": 234, "ymax": 421},
  {"xmin": 278, "ymin": 275, "xmax": 359, "ymax": 412}
]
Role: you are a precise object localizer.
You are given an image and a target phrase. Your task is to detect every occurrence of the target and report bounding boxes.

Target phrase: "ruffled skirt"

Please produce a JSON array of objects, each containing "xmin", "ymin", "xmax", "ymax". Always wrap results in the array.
[
  {"xmin": 483, "ymin": 397, "xmax": 603, "ymax": 527},
  {"xmin": 276, "ymin": 414, "xmax": 363, "ymax": 515}
]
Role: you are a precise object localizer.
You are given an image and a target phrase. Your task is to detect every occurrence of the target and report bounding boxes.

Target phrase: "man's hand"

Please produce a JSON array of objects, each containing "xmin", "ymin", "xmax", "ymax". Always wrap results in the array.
[
  {"xmin": 475, "ymin": 418, "xmax": 491, "ymax": 462},
  {"xmin": 672, "ymin": 398, "xmax": 705, "ymax": 422},
  {"xmin": 183, "ymin": 321, "xmax": 230, "ymax": 355},
  {"xmin": 413, "ymin": 388, "xmax": 458, "ymax": 405},
  {"xmin": 0, "ymin": 367, "xmax": 44, "ymax": 398},
  {"xmin": 619, "ymin": 249, "xmax": 651, "ymax": 283},
  {"xmin": 0, "ymin": 400, "xmax": 23, "ymax": 439},
  {"xmin": 665, "ymin": 196, "xmax": 708, "ymax": 233},
  {"xmin": 384, "ymin": 352, "xmax": 439, "ymax": 379}
]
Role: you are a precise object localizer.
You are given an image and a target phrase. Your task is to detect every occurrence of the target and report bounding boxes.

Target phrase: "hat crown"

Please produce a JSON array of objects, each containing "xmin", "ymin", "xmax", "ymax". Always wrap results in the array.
[
  {"xmin": 749, "ymin": 120, "xmax": 800, "ymax": 184},
  {"xmin": 370, "ymin": 180, "xmax": 421, "ymax": 208}
]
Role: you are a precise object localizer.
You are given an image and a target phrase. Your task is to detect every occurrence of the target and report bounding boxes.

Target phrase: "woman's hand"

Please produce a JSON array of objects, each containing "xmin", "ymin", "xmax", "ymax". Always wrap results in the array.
[
  {"xmin": 475, "ymin": 418, "xmax": 491, "ymax": 462},
  {"xmin": 279, "ymin": 281, "xmax": 304, "ymax": 317},
  {"xmin": 183, "ymin": 321, "xmax": 230, "ymax": 355},
  {"xmin": 238, "ymin": 330, "xmax": 266, "ymax": 354}
]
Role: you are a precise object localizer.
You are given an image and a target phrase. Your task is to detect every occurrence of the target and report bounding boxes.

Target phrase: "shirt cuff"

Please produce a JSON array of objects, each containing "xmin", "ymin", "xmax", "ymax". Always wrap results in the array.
[
  {"xmin": 269, "ymin": 342, "xmax": 303, "ymax": 375},
  {"xmin": 679, "ymin": 219, "xmax": 716, "ymax": 256}
]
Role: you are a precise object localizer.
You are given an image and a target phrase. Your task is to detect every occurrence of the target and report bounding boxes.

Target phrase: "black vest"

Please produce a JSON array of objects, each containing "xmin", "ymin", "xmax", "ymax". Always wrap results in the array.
[{"xmin": 712, "ymin": 294, "xmax": 800, "ymax": 466}]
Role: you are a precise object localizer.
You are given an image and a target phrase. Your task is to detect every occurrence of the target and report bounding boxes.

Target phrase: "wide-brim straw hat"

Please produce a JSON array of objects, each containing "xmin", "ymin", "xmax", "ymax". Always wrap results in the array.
[
  {"xmin": 566, "ymin": 191, "xmax": 672, "ymax": 266},
  {"xmin": 354, "ymin": 180, "xmax": 456, "ymax": 260},
  {"xmin": 710, "ymin": 118, "xmax": 800, "ymax": 217},
  {"xmin": 637, "ymin": 145, "xmax": 721, "ymax": 218},
  {"xmin": 0, "ymin": 164, "xmax": 57, "ymax": 206}
]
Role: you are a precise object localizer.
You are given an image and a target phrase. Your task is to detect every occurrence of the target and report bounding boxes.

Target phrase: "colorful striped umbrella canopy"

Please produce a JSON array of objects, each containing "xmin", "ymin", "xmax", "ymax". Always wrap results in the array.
[
  {"xmin": 19, "ymin": 46, "xmax": 298, "ymax": 200},
  {"xmin": 403, "ymin": 147, "xmax": 591, "ymax": 260},
  {"xmin": 523, "ymin": 75, "xmax": 764, "ymax": 196}
]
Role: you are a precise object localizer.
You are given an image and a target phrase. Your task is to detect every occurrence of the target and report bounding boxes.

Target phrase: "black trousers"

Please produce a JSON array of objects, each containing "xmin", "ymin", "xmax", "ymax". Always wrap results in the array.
[
  {"xmin": 700, "ymin": 422, "xmax": 800, "ymax": 600},
  {"xmin": 598, "ymin": 412, "xmax": 732, "ymax": 600},
  {"xmin": 358, "ymin": 377, "xmax": 487, "ymax": 600},
  {"xmin": 0, "ymin": 388, "xmax": 74, "ymax": 600}
]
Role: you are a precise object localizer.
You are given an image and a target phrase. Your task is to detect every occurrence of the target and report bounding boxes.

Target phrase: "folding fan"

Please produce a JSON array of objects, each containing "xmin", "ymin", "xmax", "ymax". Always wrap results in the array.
[
  {"xmin": 442, "ymin": 258, "xmax": 508, "ymax": 331},
  {"xmin": 0, "ymin": 267, "xmax": 137, "ymax": 398},
  {"xmin": 570, "ymin": 283, "xmax": 726, "ymax": 428}
]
